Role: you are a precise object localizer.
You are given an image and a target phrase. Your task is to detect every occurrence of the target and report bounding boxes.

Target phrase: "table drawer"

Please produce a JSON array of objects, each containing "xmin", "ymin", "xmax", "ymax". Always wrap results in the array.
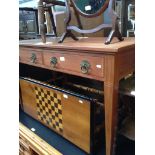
[
  {"xmin": 43, "ymin": 52, "xmax": 104, "ymax": 78},
  {"xmin": 19, "ymin": 49, "xmax": 43, "ymax": 65}
]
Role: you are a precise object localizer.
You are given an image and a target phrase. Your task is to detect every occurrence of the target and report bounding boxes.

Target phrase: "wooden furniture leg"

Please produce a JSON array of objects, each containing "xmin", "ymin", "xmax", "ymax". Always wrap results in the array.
[
  {"xmin": 58, "ymin": 0, "xmax": 78, "ymax": 43},
  {"xmin": 59, "ymin": 30, "xmax": 78, "ymax": 43},
  {"xmin": 105, "ymin": 29, "xmax": 115, "ymax": 45},
  {"xmin": 38, "ymin": 0, "xmax": 46, "ymax": 43},
  {"xmin": 104, "ymin": 55, "xmax": 119, "ymax": 155},
  {"xmin": 72, "ymin": 5, "xmax": 84, "ymax": 37},
  {"xmin": 48, "ymin": 7, "xmax": 57, "ymax": 37},
  {"xmin": 105, "ymin": 19, "xmax": 124, "ymax": 45}
]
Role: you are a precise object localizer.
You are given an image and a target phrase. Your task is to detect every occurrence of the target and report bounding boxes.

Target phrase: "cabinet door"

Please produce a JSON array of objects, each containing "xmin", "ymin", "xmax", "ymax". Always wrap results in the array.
[
  {"xmin": 24, "ymin": 11, "xmax": 37, "ymax": 34},
  {"xmin": 19, "ymin": 9, "xmax": 38, "ymax": 39},
  {"xmin": 19, "ymin": 10, "xmax": 26, "ymax": 34}
]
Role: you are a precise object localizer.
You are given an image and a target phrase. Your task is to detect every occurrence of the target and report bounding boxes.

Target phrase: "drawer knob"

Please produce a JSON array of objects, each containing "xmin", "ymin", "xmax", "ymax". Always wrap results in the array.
[
  {"xmin": 50, "ymin": 57, "xmax": 57, "ymax": 68},
  {"xmin": 80, "ymin": 60, "xmax": 91, "ymax": 74},
  {"xmin": 30, "ymin": 53, "xmax": 36, "ymax": 63}
]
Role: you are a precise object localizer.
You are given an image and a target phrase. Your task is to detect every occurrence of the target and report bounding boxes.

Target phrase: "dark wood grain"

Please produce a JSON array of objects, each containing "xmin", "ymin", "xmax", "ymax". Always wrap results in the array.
[{"xmin": 67, "ymin": 24, "xmax": 112, "ymax": 34}]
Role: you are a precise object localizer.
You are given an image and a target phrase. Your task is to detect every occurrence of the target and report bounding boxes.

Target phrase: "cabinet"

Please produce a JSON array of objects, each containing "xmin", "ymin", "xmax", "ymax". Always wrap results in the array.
[{"xmin": 19, "ymin": 8, "xmax": 39, "ymax": 40}]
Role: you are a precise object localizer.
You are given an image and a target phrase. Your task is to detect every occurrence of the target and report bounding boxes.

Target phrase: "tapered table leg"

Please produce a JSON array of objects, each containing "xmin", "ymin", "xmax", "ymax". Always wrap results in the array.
[{"xmin": 104, "ymin": 55, "xmax": 119, "ymax": 155}]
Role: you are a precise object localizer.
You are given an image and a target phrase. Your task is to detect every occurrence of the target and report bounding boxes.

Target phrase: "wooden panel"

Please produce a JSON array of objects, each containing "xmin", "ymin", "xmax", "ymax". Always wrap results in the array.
[
  {"xmin": 62, "ymin": 94, "xmax": 90, "ymax": 153},
  {"xmin": 20, "ymin": 79, "xmax": 38, "ymax": 119},
  {"xmin": 19, "ymin": 48, "xmax": 43, "ymax": 65},
  {"xmin": 19, "ymin": 123, "xmax": 63, "ymax": 155},
  {"xmin": 20, "ymin": 79, "xmax": 64, "ymax": 135},
  {"xmin": 43, "ymin": 52, "xmax": 104, "ymax": 78},
  {"xmin": 19, "ymin": 136, "xmax": 31, "ymax": 155},
  {"xmin": 19, "ymin": 37, "xmax": 135, "ymax": 53},
  {"xmin": 20, "ymin": 79, "xmax": 91, "ymax": 153},
  {"xmin": 34, "ymin": 84, "xmax": 63, "ymax": 135}
]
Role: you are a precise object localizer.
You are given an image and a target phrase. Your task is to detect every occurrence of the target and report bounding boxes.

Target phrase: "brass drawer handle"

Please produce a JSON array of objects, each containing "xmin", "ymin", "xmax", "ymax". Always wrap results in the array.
[
  {"xmin": 50, "ymin": 57, "xmax": 57, "ymax": 68},
  {"xmin": 80, "ymin": 60, "xmax": 91, "ymax": 74},
  {"xmin": 30, "ymin": 53, "xmax": 37, "ymax": 63}
]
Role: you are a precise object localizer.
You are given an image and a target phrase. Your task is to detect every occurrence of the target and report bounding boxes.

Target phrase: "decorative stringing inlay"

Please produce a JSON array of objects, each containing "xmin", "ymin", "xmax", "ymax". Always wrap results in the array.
[{"xmin": 34, "ymin": 86, "xmax": 63, "ymax": 133}]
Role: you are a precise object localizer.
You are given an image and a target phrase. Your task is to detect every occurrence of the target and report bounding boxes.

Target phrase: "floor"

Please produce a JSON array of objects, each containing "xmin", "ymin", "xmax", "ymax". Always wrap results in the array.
[{"xmin": 19, "ymin": 108, "xmax": 135, "ymax": 155}]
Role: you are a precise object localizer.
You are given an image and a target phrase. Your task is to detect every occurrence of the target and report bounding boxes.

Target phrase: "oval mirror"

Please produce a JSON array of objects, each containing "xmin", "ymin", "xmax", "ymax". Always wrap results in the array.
[
  {"xmin": 37, "ymin": 0, "xmax": 123, "ymax": 44},
  {"xmin": 70, "ymin": 0, "xmax": 109, "ymax": 17}
]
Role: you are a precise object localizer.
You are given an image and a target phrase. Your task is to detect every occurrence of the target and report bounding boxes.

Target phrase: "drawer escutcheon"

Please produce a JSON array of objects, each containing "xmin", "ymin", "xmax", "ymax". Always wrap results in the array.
[
  {"xmin": 50, "ymin": 57, "xmax": 58, "ymax": 68},
  {"xmin": 80, "ymin": 60, "xmax": 91, "ymax": 74},
  {"xmin": 30, "ymin": 53, "xmax": 37, "ymax": 63}
]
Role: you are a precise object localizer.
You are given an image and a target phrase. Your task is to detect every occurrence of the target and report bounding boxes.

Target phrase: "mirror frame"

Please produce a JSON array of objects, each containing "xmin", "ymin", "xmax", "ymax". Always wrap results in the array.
[
  {"xmin": 70, "ymin": 0, "xmax": 110, "ymax": 18},
  {"xmin": 58, "ymin": 0, "xmax": 123, "ymax": 44},
  {"xmin": 38, "ymin": 0, "xmax": 124, "ymax": 44}
]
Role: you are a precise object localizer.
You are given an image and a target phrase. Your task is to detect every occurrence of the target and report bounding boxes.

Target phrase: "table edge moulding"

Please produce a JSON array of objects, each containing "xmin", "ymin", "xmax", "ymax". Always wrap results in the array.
[{"xmin": 19, "ymin": 37, "xmax": 135, "ymax": 155}]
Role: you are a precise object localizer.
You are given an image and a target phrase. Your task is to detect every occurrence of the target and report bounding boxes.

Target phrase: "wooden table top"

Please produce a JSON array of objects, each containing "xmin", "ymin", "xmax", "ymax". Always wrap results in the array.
[{"xmin": 19, "ymin": 37, "xmax": 135, "ymax": 53}]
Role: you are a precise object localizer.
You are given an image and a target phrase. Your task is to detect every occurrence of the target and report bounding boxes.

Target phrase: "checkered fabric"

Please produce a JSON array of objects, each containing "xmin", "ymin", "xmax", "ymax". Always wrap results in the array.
[{"xmin": 34, "ymin": 86, "xmax": 63, "ymax": 133}]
